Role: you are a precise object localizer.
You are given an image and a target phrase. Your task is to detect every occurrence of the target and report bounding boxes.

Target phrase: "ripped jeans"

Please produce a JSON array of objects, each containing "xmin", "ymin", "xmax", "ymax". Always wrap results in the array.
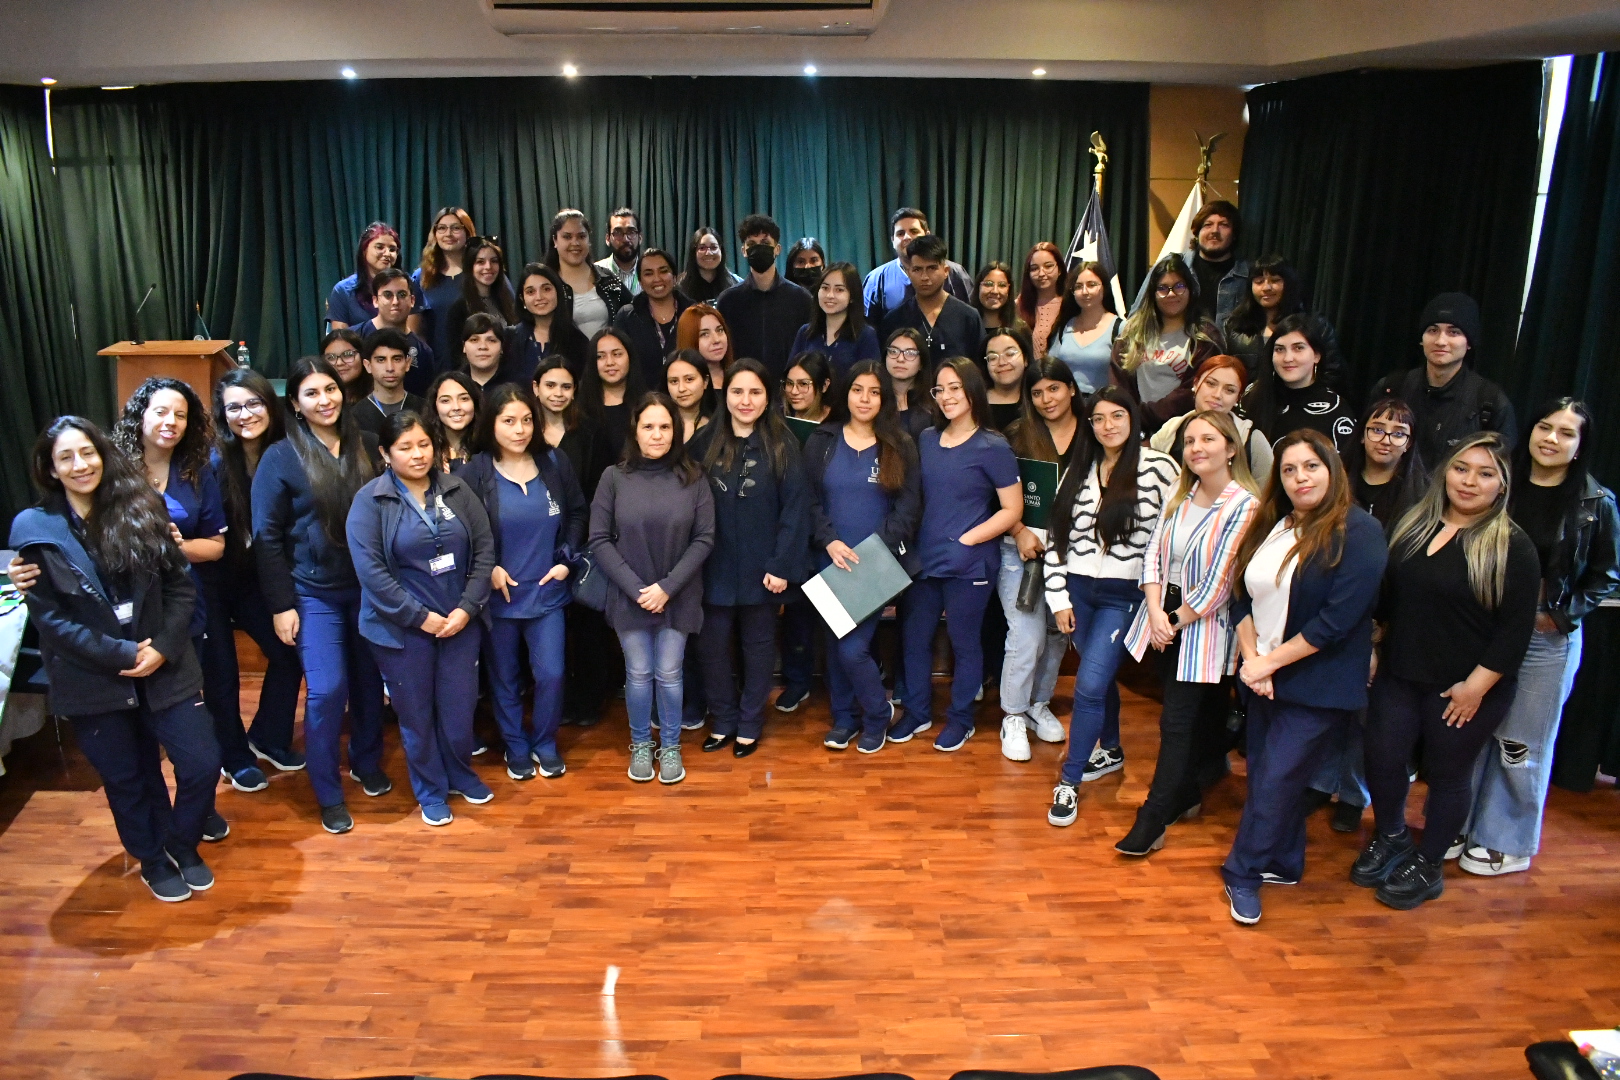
[{"xmin": 1464, "ymin": 626, "xmax": 1583, "ymax": 857}]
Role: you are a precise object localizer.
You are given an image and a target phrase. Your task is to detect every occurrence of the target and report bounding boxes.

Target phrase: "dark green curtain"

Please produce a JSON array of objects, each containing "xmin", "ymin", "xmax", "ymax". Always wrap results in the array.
[
  {"xmin": 47, "ymin": 76, "xmax": 1149, "ymax": 384},
  {"xmin": 1238, "ymin": 64, "xmax": 1543, "ymax": 403},
  {"xmin": 0, "ymin": 86, "xmax": 84, "ymax": 528},
  {"xmin": 1515, "ymin": 53, "xmax": 1620, "ymax": 791}
]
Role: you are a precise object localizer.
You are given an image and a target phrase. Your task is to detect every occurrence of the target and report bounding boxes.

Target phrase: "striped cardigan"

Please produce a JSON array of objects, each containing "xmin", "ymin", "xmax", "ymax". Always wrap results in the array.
[
  {"xmin": 1123, "ymin": 480, "xmax": 1260, "ymax": 684},
  {"xmin": 1043, "ymin": 448, "xmax": 1180, "ymax": 612}
]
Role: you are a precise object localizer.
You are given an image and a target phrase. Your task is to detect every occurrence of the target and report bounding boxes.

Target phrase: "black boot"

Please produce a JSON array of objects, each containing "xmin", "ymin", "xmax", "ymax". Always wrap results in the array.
[
  {"xmin": 1375, "ymin": 852, "xmax": 1445, "ymax": 910},
  {"xmin": 1115, "ymin": 811, "xmax": 1167, "ymax": 856},
  {"xmin": 1349, "ymin": 828, "xmax": 1414, "ymax": 887}
]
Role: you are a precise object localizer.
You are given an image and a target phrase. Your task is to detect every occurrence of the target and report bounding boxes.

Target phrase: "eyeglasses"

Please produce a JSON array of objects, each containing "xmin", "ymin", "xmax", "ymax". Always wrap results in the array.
[
  {"xmin": 929, "ymin": 384, "xmax": 963, "ymax": 399},
  {"xmin": 433, "ymin": 223, "xmax": 466, "ymax": 235},
  {"xmin": 1366, "ymin": 426, "xmax": 1411, "ymax": 444},
  {"xmin": 610, "ymin": 227, "xmax": 641, "ymax": 239},
  {"xmin": 223, "ymin": 399, "xmax": 267, "ymax": 418},
  {"xmin": 886, "ymin": 347, "xmax": 920, "ymax": 361},
  {"xmin": 784, "ymin": 379, "xmax": 816, "ymax": 392},
  {"xmin": 696, "ymin": 243, "xmax": 722, "ymax": 254},
  {"xmin": 325, "ymin": 349, "xmax": 359, "ymax": 363},
  {"xmin": 984, "ymin": 347, "xmax": 1023, "ymax": 364},
  {"xmin": 1154, "ymin": 282, "xmax": 1189, "ymax": 297}
]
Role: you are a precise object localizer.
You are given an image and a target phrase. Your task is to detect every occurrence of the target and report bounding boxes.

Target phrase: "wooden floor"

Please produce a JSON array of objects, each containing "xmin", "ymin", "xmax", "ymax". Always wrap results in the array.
[{"xmin": 1, "ymin": 668, "xmax": 1618, "ymax": 1080}]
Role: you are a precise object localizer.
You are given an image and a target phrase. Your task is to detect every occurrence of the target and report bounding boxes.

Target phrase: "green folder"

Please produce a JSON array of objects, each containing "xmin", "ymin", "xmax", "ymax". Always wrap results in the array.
[
  {"xmin": 801, "ymin": 533, "xmax": 913, "ymax": 638},
  {"xmin": 1016, "ymin": 457, "xmax": 1062, "ymax": 541},
  {"xmin": 784, "ymin": 415, "xmax": 820, "ymax": 446}
]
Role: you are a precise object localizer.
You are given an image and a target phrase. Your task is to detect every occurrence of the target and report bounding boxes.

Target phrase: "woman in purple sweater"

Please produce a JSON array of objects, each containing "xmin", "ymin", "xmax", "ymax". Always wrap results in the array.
[{"xmin": 589, "ymin": 391, "xmax": 716, "ymax": 787}]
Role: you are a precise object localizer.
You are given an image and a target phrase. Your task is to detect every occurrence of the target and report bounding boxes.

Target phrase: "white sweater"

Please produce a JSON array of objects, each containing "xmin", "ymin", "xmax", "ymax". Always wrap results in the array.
[{"xmin": 1043, "ymin": 447, "xmax": 1180, "ymax": 612}]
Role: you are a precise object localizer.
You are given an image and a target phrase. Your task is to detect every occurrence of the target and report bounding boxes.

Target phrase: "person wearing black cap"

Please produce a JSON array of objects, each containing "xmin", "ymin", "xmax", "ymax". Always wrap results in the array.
[{"xmin": 1367, "ymin": 293, "xmax": 1516, "ymax": 467}]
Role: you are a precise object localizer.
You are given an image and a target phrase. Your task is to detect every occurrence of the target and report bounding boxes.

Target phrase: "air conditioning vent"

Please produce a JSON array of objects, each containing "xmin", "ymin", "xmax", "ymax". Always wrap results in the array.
[{"xmin": 485, "ymin": 0, "xmax": 888, "ymax": 36}]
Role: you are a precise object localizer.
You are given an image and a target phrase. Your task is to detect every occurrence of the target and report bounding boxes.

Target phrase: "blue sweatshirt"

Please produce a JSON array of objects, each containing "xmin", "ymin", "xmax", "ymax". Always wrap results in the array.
[{"xmin": 250, "ymin": 438, "xmax": 363, "ymax": 611}]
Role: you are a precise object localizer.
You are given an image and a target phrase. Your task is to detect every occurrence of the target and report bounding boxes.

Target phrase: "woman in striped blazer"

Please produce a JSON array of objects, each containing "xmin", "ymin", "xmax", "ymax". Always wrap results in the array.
[{"xmin": 1118, "ymin": 409, "xmax": 1261, "ymax": 856}]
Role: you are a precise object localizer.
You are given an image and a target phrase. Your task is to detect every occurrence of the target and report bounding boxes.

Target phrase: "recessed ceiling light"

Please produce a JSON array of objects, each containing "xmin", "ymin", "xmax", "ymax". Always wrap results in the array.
[
  {"xmin": 40, "ymin": 77, "xmax": 56, "ymax": 86},
  {"xmin": 804, "ymin": 64, "xmax": 817, "ymax": 76},
  {"xmin": 562, "ymin": 63, "xmax": 579, "ymax": 78},
  {"xmin": 1032, "ymin": 67, "xmax": 1047, "ymax": 77},
  {"xmin": 340, "ymin": 67, "xmax": 358, "ymax": 79}
]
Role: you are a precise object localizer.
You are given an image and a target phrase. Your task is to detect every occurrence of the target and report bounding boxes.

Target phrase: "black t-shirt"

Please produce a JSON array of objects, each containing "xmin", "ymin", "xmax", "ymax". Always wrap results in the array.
[
  {"xmin": 990, "ymin": 401, "xmax": 1023, "ymax": 433},
  {"xmin": 1380, "ymin": 522, "xmax": 1540, "ymax": 685},
  {"xmin": 1190, "ymin": 253, "xmax": 1233, "ymax": 322},
  {"xmin": 1353, "ymin": 473, "xmax": 1392, "ymax": 521},
  {"xmin": 1512, "ymin": 481, "xmax": 1565, "ymax": 576}
]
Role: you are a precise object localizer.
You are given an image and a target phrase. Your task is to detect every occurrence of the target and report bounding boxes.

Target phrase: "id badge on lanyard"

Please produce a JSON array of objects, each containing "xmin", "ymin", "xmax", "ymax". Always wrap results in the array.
[{"xmin": 398, "ymin": 477, "xmax": 458, "ymax": 576}]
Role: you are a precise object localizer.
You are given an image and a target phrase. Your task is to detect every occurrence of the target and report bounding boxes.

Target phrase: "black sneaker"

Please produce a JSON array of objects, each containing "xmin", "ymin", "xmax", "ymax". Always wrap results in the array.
[
  {"xmin": 249, "ymin": 741, "xmax": 306, "ymax": 772},
  {"xmin": 141, "ymin": 859, "xmax": 191, "ymax": 902},
  {"xmin": 1330, "ymin": 800, "xmax": 1364, "ymax": 833},
  {"xmin": 320, "ymin": 803, "xmax": 354, "ymax": 834},
  {"xmin": 775, "ymin": 686, "xmax": 809, "ymax": 713},
  {"xmin": 1302, "ymin": 788, "xmax": 1334, "ymax": 815},
  {"xmin": 1115, "ymin": 813, "xmax": 1166, "ymax": 856},
  {"xmin": 1047, "ymin": 782, "xmax": 1079, "ymax": 827},
  {"xmin": 823, "ymin": 727, "xmax": 855, "ymax": 750},
  {"xmin": 200, "ymin": 810, "xmax": 230, "ymax": 843},
  {"xmin": 1081, "ymin": 745, "xmax": 1124, "ymax": 782},
  {"xmin": 348, "ymin": 769, "xmax": 393, "ymax": 797},
  {"xmin": 1349, "ymin": 828, "xmax": 1415, "ymax": 887},
  {"xmin": 505, "ymin": 753, "xmax": 537, "ymax": 781},
  {"xmin": 165, "ymin": 848, "xmax": 215, "ymax": 892},
  {"xmin": 1375, "ymin": 852, "xmax": 1445, "ymax": 910}
]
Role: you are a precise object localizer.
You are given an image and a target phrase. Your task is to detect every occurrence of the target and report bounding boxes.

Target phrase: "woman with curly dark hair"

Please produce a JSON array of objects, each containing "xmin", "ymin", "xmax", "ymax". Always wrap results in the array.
[
  {"xmin": 8, "ymin": 417, "xmax": 218, "ymax": 902},
  {"xmin": 113, "ymin": 378, "xmax": 260, "ymax": 801}
]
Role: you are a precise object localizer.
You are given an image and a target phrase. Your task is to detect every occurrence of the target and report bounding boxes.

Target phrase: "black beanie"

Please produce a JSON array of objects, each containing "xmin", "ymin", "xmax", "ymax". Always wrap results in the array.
[{"xmin": 1419, "ymin": 292, "xmax": 1481, "ymax": 350}]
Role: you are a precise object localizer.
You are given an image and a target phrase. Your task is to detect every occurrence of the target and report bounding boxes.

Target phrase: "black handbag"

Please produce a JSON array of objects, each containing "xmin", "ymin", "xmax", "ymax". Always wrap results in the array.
[{"xmin": 569, "ymin": 543, "xmax": 611, "ymax": 612}]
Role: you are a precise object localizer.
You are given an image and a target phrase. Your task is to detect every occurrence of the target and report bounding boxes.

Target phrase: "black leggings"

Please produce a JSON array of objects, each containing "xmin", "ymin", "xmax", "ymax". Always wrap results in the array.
[{"xmin": 1364, "ymin": 670, "xmax": 1515, "ymax": 862}]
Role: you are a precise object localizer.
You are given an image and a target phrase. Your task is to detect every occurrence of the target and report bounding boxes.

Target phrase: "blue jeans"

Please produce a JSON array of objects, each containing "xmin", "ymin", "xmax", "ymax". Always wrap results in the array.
[
  {"xmin": 72, "ymin": 689, "xmax": 219, "ymax": 863},
  {"xmin": 901, "ymin": 576, "xmax": 994, "ymax": 733},
  {"xmin": 1057, "ymin": 575, "xmax": 1140, "ymax": 785},
  {"xmin": 198, "ymin": 575, "xmax": 303, "ymax": 771},
  {"xmin": 295, "ymin": 587, "xmax": 385, "ymax": 808},
  {"xmin": 1307, "ymin": 708, "xmax": 1369, "ymax": 807},
  {"xmin": 1222, "ymin": 694, "xmax": 1354, "ymax": 890},
  {"xmin": 369, "ymin": 627, "xmax": 483, "ymax": 807},
  {"xmin": 489, "ymin": 610, "xmax": 567, "ymax": 759},
  {"xmin": 825, "ymin": 614, "xmax": 888, "ymax": 737},
  {"xmin": 1465, "ymin": 626, "xmax": 1583, "ymax": 857},
  {"xmin": 620, "ymin": 627, "xmax": 685, "ymax": 748},
  {"xmin": 996, "ymin": 542, "xmax": 1067, "ymax": 716}
]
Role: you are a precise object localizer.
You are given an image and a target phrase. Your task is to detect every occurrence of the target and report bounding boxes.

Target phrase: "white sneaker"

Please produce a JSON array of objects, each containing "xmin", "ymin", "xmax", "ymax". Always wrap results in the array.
[
  {"xmin": 1445, "ymin": 835, "xmax": 1467, "ymax": 861},
  {"xmin": 999, "ymin": 714, "xmax": 1031, "ymax": 762},
  {"xmin": 1025, "ymin": 702, "xmax": 1066, "ymax": 744},
  {"xmin": 1458, "ymin": 845, "xmax": 1531, "ymax": 876}
]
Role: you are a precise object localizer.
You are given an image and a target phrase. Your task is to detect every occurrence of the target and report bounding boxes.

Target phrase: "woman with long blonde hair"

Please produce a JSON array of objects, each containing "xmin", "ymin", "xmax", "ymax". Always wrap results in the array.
[
  {"xmin": 1117, "ymin": 409, "xmax": 1259, "ymax": 856},
  {"xmin": 1351, "ymin": 432, "xmax": 1539, "ymax": 910}
]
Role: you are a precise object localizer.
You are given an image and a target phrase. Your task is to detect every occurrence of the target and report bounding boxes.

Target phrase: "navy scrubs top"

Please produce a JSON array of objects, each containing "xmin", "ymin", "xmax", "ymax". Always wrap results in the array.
[
  {"xmin": 391, "ymin": 476, "xmax": 473, "ymax": 620},
  {"xmin": 327, "ymin": 273, "xmax": 425, "ymax": 327},
  {"xmin": 820, "ymin": 435, "xmax": 892, "ymax": 567},
  {"xmin": 162, "ymin": 462, "xmax": 228, "ymax": 636},
  {"xmin": 916, "ymin": 427, "xmax": 1019, "ymax": 580},
  {"xmin": 489, "ymin": 471, "xmax": 567, "ymax": 620}
]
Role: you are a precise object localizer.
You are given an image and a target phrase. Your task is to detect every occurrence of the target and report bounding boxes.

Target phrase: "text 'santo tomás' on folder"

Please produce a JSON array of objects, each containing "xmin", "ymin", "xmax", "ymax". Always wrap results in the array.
[{"xmin": 801, "ymin": 532, "xmax": 913, "ymax": 638}]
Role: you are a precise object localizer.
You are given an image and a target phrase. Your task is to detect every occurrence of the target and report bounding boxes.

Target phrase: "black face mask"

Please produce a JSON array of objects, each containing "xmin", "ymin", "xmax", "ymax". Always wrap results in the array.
[
  {"xmin": 745, "ymin": 244, "xmax": 777, "ymax": 274},
  {"xmin": 786, "ymin": 264, "xmax": 822, "ymax": 289}
]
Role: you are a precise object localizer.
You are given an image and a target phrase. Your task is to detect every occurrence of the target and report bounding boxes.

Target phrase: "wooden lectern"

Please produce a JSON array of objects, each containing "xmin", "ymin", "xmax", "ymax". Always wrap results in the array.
[{"xmin": 98, "ymin": 340, "xmax": 235, "ymax": 407}]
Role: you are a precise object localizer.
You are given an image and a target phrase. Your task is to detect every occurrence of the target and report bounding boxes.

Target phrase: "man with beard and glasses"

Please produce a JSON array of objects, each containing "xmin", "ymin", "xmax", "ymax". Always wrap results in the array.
[{"xmin": 595, "ymin": 207, "xmax": 643, "ymax": 298}]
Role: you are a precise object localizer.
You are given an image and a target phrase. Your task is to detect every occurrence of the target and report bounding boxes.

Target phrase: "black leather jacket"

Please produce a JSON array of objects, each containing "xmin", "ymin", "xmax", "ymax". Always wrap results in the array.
[{"xmin": 1543, "ymin": 475, "xmax": 1620, "ymax": 634}]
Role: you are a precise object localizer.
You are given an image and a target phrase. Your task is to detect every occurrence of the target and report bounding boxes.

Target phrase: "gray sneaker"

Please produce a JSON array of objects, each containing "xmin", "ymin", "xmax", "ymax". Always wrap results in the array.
[
  {"xmin": 628, "ymin": 740, "xmax": 656, "ymax": 782},
  {"xmin": 658, "ymin": 745, "xmax": 686, "ymax": 785}
]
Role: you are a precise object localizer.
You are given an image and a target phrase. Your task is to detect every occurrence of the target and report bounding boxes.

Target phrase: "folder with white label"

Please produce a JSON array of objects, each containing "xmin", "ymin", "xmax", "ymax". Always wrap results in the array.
[{"xmin": 801, "ymin": 532, "xmax": 913, "ymax": 638}]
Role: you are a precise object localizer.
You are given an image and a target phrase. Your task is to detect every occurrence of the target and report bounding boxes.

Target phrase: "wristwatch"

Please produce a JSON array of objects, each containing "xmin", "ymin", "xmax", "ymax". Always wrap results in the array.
[{"xmin": 1167, "ymin": 607, "xmax": 1181, "ymax": 627}]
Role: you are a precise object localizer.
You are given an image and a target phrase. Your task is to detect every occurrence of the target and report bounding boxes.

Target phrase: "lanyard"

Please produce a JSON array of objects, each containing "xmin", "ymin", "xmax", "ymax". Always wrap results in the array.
[{"xmin": 394, "ymin": 473, "xmax": 444, "ymax": 555}]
